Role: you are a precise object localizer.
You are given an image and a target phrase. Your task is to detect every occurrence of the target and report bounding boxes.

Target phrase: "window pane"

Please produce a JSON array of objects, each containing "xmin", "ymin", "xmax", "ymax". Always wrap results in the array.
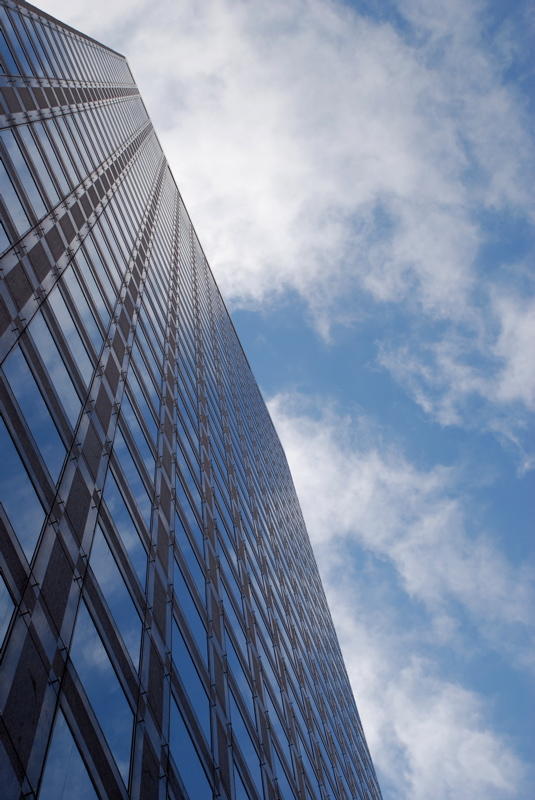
[
  {"xmin": 171, "ymin": 619, "xmax": 210, "ymax": 742},
  {"xmin": 173, "ymin": 559, "xmax": 206, "ymax": 663},
  {"xmin": 229, "ymin": 691, "xmax": 263, "ymax": 796},
  {"xmin": 0, "ymin": 157, "xmax": 29, "ymax": 235},
  {"xmin": 28, "ymin": 313, "xmax": 81, "ymax": 427},
  {"xmin": 90, "ymin": 524, "xmax": 141, "ymax": 667},
  {"xmin": 169, "ymin": 698, "xmax": 212, "ymax": 800},
  {"xmin": 3, "ymin": 346, "xmax": 65, "ymax": 480},
  {"xmin": 47, "ymin": 286, "xmax": 93, "ymax": 384},
  {"xmin": 0, "ymin": 571, "xmax": 14, "ymax": 647},
  {"xmin": 1, "ymin": 129, "xmax": 47, "ymax": 219},
  {"xmin": 113, "ymin": 428, "xmax": 152, "ymax": 530},
  {"xmin": 38, "ymin": 709, "xmax": 98, "ymax": 800},
  {"xmin": 0, "ymin": 416, "xmax": 45, "ymax": 560},
  {"xmin": 102, "ymin": 471, "xmax": 147, "ymax": 588},
  {"xmin": 70, "ymin": 601, "xmax": 133, "ymax": 785}
]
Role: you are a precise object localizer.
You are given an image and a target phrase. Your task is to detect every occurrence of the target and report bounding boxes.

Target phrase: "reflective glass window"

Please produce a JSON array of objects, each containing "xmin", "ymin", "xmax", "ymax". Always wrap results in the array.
[
  {"xmin": 0, "ymin": 129, "xmax": 47, "ymax": 219},
  {"xmin": 171, "ymin": 619, "xmax": 210, "ymax": 742},
  {"xmin": 273, "ymin": 747, "xmax": 296, "ymax": 800},
  {"xmin": 175, "ymin": 512, "xmax": 205, "ymax": 600},
  {"xmin": 102, "ymin": 471, "xmax": 147, "ymax": 588},
  {"xmin": 0, "ymin": 8, "xmax": 31, "ymax": 74},
  {"xmin": 33, "ymin": 122, "xmax": 69, "ymax": 195},
  {"xmin": 169, "ymin": 698, "xmax": 212, "ymax": 799},
  {"xmin": 3, "ymin": 346, "xmax": 66, "ymax": 480},
  {"xmin": 0, "ymin": 416, "xmax": 45, "ymax": 560},
  {"xmin": 229, "ymin": 690, "xmax": 263, "ymax": 796},
  {"xmin": 70, "ymin": 601, "xmax": 133, "ymax": 784},
  {"xmin": 0, "ymin": 219, "xmax": 9, "ymax": 252},
  {"xmin": 226, "ymin": 630, "xmax": 254, "ymax": 720},
  {"xmin": 90, "ymin": 525, "xmax": 141, "ymax": 667},
  {"xmin": 119, "ymin": 394, "xmax": 155, "ymax": 478},
  {"xmin": 17, "ymin": 124, "xmax": 60, "ymax": 205},
  {"xmin": 38, "ymin": 709, "xmax": 98, "ymax": 800},
  {"xmin": 0, "ymin": 157, "xmax": 30, "ymax": 235},
  {"xmin": 28, "ymin": 312, "xmax": 81, "ymax": 426},
  {"xmin": 0, "ymin": 571, "xmax": 14, "ymax": 648},
  {"xmin": 47, "ymin": 286, "xmax": 93, "ymax": 384},
  {"xmin": 233, "ymin": 766, "xmax": 250, "ymax": 800},
  {"xmin": 173, "ymin": 559, "xmax": 206, "ymax": 662},
  {"xmin": 113, "ymin": 428, "xmax": 152, "ymax": 530},
  {"xmin": 0, "ymin": 30, "xmax": 18, "ymax": 74},
  {"xmin": 61, "ymin": 267, "xmax": 102, "ymax": 352}
]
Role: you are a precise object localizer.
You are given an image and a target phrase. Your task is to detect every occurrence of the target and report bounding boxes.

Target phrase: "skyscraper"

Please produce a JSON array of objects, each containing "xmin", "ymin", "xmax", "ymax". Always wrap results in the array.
[{"xmin": 0, "ymin": 1, "xmax": 382, "ymax": 798}]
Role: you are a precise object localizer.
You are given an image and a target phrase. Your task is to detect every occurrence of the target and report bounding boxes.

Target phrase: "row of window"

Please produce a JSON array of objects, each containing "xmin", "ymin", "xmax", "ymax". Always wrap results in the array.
[
  {"xmin": 0, "ymin": 95, "xmax": 150, "ymax": 251},
  {"xmin": 0, "ymin": 1, "xmax": 131, "ymax": 84}
]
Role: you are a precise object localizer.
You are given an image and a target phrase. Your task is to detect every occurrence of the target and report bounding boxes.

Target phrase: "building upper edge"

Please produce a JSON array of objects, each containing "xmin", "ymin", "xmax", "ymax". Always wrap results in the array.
[{"xmin": 9, "ymin": 0, "xmax": 126, "ymax": 59}]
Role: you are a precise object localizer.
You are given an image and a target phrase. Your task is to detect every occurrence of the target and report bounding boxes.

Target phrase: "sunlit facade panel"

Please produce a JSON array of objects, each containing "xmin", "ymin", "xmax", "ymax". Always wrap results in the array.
[{"xmin": 0, "ymin": 2, "xmax": 382, "ymax": 798}]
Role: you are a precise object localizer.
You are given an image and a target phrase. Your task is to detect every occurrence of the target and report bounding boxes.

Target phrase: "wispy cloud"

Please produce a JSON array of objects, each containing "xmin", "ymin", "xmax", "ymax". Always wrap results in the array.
[{"xmin": 268, "ymin": 391, "xmax": 533, "ymax": 797}]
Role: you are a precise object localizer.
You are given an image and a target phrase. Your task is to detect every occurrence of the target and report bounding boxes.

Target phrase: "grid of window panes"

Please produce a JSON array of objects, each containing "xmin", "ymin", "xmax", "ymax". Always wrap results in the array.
[{"xmin": 0, "ymin": 2, "xmax": 382, "ymax": 799}]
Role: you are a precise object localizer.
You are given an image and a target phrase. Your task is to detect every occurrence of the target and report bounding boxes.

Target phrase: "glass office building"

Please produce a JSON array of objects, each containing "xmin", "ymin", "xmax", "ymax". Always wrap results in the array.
[{"xmin": 0, "ymin": 2, "xmax": 382, "ymax": 798}]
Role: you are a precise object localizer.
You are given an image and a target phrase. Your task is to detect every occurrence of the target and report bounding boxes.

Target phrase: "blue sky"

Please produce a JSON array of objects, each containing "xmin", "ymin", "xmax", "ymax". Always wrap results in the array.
[{"xmin": 45, "ymin": 0, "xmax": 535, "ymax": 796}]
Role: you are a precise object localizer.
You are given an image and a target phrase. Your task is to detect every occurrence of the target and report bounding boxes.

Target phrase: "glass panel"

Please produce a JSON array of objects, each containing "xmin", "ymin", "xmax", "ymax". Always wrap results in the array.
[
  {"xmin": 113, "ymin": 428, "xmax": 152, "ymax": 530},
  {"xmin": 234, "ymin": 766, "xmax": 250, "ymax": 800},
  {"xmin": 28, "ymin": 313, "xmax": 81, "ymax": 427},
  {"xmin": 0, "ymin": 157, "xmax": 30, "ymax": 235},
  {"xmin": 0, "ymin": 30, "xmax": 19, "ymax": 74},
  {"xmin": 273, "ymin": 747, "xmax": 296, "ymax": 800},
  {"xmin": 1, "ymin": 129, "xmax": 47, "ymax": 219},
  {"xmin": 47, "ymin": 286, "xmax": 93, "ymax": 384},
  {"xmin": 173, "ymin": 559, "xmax": 206, "ymax": 663},
  {"xmin": 70, "ymin": 601, "xmax": 133, "ymax": 785},
  {"xmin": 0, "ymin": 571, "xmax": 14, "ymax": 647},
  {"xmin": 226, "ymin": 630, "xmax": 254, "ymax": 720},
  {"xmin": 34, "ymin": 121, "xmax": 69, "ymax": 195},
  {"xmin": 17, "ymin": 124, "xmax": 60, "ymax": 205},
  {"xmin": 38, "ymin": 709, "xmax": 98, "ymax": 800},
  {"xmin": 3, "ymin": 346, "xmax": 66, "ymax": 480},
  {"xmin": 61, "ymin": 267, "xmax": 102, "ymax": 351},
  {"xmin": 175, "ymin": 512, "xmax": 204, "ymax": 600},
  {"xmin": 119, "ymin": 394, "xmax": 155, "ymax": 478},
  {"xmin": 90, "ymin": 525, "xmax": 141, "ymax": 667},
  {"xmin": 0, "ymin": 219, "xmax": 9, "ymax": 252},
  {"xmin": 0, "ymin": 416, "xmax": 45, "ymax": 560},
  {"xmin": 102, "ymin": 471, "xmax": 147, "ymax": 588},
  {"xmin": 169, "ymin": 698, "xmax": 212, "ymax": 800},
  {"xmin": 229, "ymin": 691, "xmax": 263, "ymax": 796},
  {"xmin": 171, "ymin": 619, "xmax": 210, "ymax": 742}
]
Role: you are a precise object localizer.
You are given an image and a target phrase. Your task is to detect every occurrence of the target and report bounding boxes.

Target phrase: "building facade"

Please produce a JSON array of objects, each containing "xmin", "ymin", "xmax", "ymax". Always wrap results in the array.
[{"xmin": 0, "ymin": 2, "xmax": 382, "ymax": 798}]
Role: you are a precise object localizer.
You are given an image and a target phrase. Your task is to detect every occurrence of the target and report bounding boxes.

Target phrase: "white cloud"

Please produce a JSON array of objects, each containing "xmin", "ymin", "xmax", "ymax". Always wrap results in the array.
[
  {"xmin": 330, "ymin": 583, "xmax": 526, "ymax": 800},
  {"xmin": 44, "ymin": 0, "xmax": 535, "ymax": 439},
  {"xmin": 378, "ymin": 289, "xmax": 535, "ymax": 456},
  {"xmin": 46, "ymin": 0, "xmax": 534, "ymax": 308},
  {"xmin": 268, "ymin": 392, "xmax": 534, "ymax": 633},
  {"xmin": 268, "ymin": 392, "xmax": 532, "ymax": 797}
]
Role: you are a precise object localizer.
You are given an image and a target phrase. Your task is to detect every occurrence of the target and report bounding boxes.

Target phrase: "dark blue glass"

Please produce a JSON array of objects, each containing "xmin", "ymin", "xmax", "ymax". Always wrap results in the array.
[
  {"xmin": 69, "ymin": 601, "xmax": 133, "ymax": 785},
  {"xmin": 0, "ymin": 417, "xmax": 45, "ymax": 560},
  {"xmin": 90, "ymin": 525, "xmax": 141, "ymax": 667},
  {"xmin": 0, "ymin": 571, "xmax": 14, "ymax": 647},
  {"xmin": 169, "ymin": 699, "xmax": 212, "ymax": 800},
  {"xmin": 38, "ymin": 709, "xmax": 98, "ymax": 800},
  {"xmin": 3, "ymin": 346, "xmax": 66, "ymax": 480},
  {"xmin": 171, "ymin": 620, "xmax": 210, "ymax": 742},
  {"xmin": 0, "ymin": 157, "xmax": 30, "ymax": 235},
  {"xmin": 102, "ymin": 471, "xmax": 147, "ymax": 588},
  {"xmin": 173, "ymin": 559, "xmax": 207, "ymax": 663},
  {"xmin": 28, "ymin": 312, "xmax": 81, "ymax": 427}
]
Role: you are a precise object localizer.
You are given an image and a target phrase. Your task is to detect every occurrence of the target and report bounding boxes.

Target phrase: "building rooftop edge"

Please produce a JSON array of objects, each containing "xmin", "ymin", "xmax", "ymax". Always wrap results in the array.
[{"xmin": 11, "ymin": 0, "xmax": 126, "ymax": 59}]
